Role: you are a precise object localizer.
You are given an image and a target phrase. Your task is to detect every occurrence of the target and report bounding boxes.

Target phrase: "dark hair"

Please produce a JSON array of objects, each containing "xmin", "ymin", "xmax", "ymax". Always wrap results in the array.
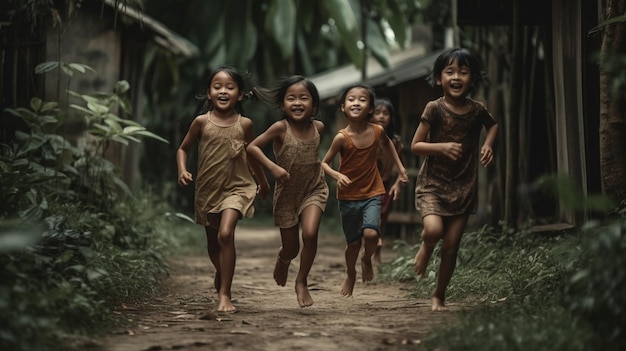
[
  {"xmin": 428, "ymin": 48, "xmax": 487, "ymax": 90},
  {"xmin": 195, "ymin": 65, "xmax": 251, "ymax": 115},
  {"xmin": 253, "ymin": 75, "xmax": 320, "ymax": 118},
  {"xmin": 373, "ymin": 97, "xmax": 398, "ymax": 138},
  {"xmin": 339, "ymin": 84, "xmax": 376, "ymax": 117}
]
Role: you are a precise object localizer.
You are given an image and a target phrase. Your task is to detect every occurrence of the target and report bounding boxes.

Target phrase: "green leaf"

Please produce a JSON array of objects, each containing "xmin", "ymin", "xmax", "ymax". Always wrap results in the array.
[
  {"xmin": 40, "ymin": 101, "xmax": 59, "ymax": 112},
  {"xmin": 367, "ymin": 19, "xmax": 390, "ymax": 68},
  {"xmin": 114, "ymin": 80, "xmax": 130, "ymax": 94},
  {"xmin": 266, "ymin": 0, "xmax": 296, "ymax": 59},
  {"xmin": 122, "ymin": 126, "xmax": 145, "ymax": 134},
  {"xmin": 322, "ymin": 0, "xmax": 363, "ymax": 69},
  {"xmin": 30, "ymin": 97, "xmax": 42, "ymax": 111},
  {"xmin": 134, "ymin": 130, "xmax": 170, "ymax": 144},
  {"xmin": 35, "ymin": 61, "xmax": 60, "ymax": 74},
  {"xmin": 385, "ymin": 0, "xmax": 408, "ymax": 47},
  {"xmin": 87, "ymin": 101, "xmax": 110, "ymax": 115}
]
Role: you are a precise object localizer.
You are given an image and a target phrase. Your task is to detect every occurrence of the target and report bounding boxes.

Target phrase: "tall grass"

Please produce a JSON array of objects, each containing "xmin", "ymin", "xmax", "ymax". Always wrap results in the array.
[{"xmin": 378, "ymin": 210, "xmax": 626, "ymax": 350}]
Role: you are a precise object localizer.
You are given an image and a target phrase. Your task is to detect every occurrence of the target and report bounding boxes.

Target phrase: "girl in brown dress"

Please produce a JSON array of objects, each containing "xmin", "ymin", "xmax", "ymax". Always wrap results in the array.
[
  {"xmin": 176, "ymin": 66, "xmax": 269, "ymax": 312},
  {"xmin": 411, "ymin": 48, "xmax": 498, "ymax": 311},
  {"xmin": 247, "ymin": 76, "xmax": 328, "ymax": 307}
]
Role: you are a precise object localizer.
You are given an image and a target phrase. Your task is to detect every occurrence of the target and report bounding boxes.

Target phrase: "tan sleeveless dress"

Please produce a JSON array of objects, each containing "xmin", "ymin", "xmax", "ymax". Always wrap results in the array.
[
  {"xmin": 272, "ymin": 122, "xmax": 329, "ymax": 228},
  {"xmin": 194, "ymin": 114, "xmax": 257, "ymax": 228}
]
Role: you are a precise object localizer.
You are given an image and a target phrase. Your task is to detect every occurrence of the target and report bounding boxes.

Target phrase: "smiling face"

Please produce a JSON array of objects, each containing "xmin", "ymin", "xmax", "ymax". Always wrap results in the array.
[
  {"xmin": 341, "ymin": 87, "xmax": 373, "ymax": 122},
  {"xmin": 437, "ymin": 58, "xmax": 473, "ymax": 101},
  {"xmin": 208, "ymin": 70, "xmax": 243, "ymax": 112},
  {"xmin": 283, "ymin": 82, "xmax": 315, "ymax": 123}
]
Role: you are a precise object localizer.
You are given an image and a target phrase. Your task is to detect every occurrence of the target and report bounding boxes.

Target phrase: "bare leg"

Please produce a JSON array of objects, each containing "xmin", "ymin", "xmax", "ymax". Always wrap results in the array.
[
  {"xmin": 341, "ymin": 240, "xmax": 361, "ymax": 297},
  {"xmin": 204, "ymin": 227, "xmax": 221, "ymax": 293},
  {"xmin": 295, "ymin": 206, "xmax": 322, "ymax": 307},
  {"xmin": 414, "ymin": 215, "xmax": 444, "ymax": 277},
  {"xmin": 431, "ymin": 215, "xmax": 468, "ymax": 311},
  {"xmin": 360, "ymin": 228, "xmax": 378, "ymax": 282},
  {"xmin": 215, "ymin": 209, "xmax": 240, "ymax": 312},
  {"xmin": 274, "ymin": 225, "xmax": 299, "ymax": 286},
  {"xmin": 373, "ymin": 213, "xmax": 388, "ymax": 265},
  {"xmin": 273, "ymin": 248, "xmax": 292, "ymax": 287}
]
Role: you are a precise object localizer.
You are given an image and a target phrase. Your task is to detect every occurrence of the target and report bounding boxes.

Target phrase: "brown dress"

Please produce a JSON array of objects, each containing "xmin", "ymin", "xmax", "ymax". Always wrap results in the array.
[
  {"xmin": 272, "ymin": 122, "xmax": 329, "ymax": 228},
  {"xmin": 415, "ymin": 97, "xmax": 497, "ymax": 217},
  {"xmin": 194, "ymin": 114, "xmax": 257, "ymax": 228}
]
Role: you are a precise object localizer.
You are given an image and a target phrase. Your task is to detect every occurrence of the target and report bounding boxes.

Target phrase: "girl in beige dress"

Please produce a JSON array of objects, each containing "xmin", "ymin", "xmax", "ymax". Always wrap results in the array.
[
  {"xmin": 247, "ymin": 76, "xmax": 328, "ymax": 307},
  {"xmin": 177, "ymin": 66, "xmax": 269, "ymax": 312}
]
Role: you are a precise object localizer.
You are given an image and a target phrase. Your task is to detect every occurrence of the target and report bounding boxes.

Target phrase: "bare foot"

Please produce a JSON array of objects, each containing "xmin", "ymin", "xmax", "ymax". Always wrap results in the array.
[
  {"xmin": 295, "ymin": 281, "xmax": 313, "ymax": 307},
  {"xmin": 413, "ymin": 243, "xmax": 434, "ymax": 277},
  {"xmin": 431, "ymin": 296, "xmax": 447, "ymax": 311},
  {"xmin": 361, "ymin": 257, "xmax": 374, "ymax": 282},
  {"xmin": 273, "ymin": 254, "xmax": 291, "ymax": 286},
  {"xmin": 341, "ymin": 273, "xmax": 356, "ymax": 297},
  {"xmin": 217, "ymin": 294, "xmax": 236, "ymax": 313}
]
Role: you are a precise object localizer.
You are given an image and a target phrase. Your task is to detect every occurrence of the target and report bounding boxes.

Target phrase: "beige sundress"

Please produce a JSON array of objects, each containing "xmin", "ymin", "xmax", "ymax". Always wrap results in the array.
[
  {"xmin": 272, "ymin": 122, "xmax": 329, "ymax": 228},
  {"xmin": 194, "ymin": 113, "xmax": 257, "ymax": 228}
]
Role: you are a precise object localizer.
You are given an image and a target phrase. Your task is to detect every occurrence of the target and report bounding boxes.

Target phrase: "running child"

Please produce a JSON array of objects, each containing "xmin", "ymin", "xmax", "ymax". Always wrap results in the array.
[
  {"xmin": 176, "ymin": 66, "xmax": 270, "ymax": 312},
  {"xmin": 322, "ymin": 84, "xmax": 408, "ymax": 297},
  {"xmin": 247, "ymin": 75, "xmax": 329, "ymax": 307},
  {"xmin": 411, "ymin": 48, "xmax": 498, "ymax": 311},
  {"xmin": 370, "ymin": 97, "xmax": 407, "ymax": 265}
]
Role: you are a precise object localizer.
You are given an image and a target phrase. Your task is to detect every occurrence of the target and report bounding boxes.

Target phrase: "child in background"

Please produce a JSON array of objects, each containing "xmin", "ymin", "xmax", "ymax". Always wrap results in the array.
[
  {"xmin": 370, "ymin": 98, "xmax": 406, "ymax": 265},
  {"xmin": 247, "ymin": 76, "xmax": 329, "ymax": 308},
  {"xmin": 322, "ymin": 84, "xmax": 408, "ymax": 297},
  {"xmin": 176, "ymin": 66, "xmax": 270, "ymax": 312},
  {"xmin": 411, "ymin": 48, "xmax": 498, "ymax": 311}
]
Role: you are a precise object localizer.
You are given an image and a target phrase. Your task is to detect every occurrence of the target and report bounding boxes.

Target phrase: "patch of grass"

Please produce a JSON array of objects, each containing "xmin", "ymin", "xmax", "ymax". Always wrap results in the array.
[{"xmin": 379, "ymin": 217, "xmax": 626, "ymax": 350}]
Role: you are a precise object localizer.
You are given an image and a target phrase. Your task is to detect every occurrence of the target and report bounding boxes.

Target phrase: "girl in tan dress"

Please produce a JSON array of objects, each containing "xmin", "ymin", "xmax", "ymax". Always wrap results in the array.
[
  {"xmin": 411, "ymin": 48, "xmax": 498, "ymax": 311},
  {"xmin": 176, "ymin": 66, "xmax": 269, "ymax": 312},
  {"xmin": 247, "ymin": 76, "xmax": 328, "ymax": 307}
]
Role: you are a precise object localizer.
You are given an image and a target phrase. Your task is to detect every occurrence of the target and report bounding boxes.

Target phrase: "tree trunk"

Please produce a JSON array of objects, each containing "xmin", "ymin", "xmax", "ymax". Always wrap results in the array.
[{"xmin": 599, "ymin": 0, "xmax": 626, "ymax": 203}]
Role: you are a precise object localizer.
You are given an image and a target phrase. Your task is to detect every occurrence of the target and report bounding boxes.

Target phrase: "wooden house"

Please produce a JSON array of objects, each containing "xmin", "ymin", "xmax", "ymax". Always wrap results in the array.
[
  {"xmin": 0, "ymin": 0, "xmax": 198, "ymax": 185},
  {"xmin": 311, "ymin": 0, "xmax": 602, "ymax": 236}
]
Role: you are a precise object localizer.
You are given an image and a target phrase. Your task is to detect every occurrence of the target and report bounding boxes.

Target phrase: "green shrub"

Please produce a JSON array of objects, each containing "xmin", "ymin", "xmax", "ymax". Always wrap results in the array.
[{"xmin": 565, "ymin": 219, "xmax": 626, "ymax": 350}]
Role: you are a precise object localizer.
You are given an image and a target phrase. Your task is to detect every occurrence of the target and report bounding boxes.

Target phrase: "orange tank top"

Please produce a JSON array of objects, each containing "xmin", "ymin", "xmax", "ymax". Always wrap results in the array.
[{"xmin": 337, "ymin": 124, "xmax": 386, "ymax": 200}]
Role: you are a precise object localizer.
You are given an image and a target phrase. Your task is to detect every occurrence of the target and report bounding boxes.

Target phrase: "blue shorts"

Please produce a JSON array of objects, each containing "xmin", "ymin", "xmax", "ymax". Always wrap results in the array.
[{"xmin": 338, "ymin": 197, "xmax": 381, "ymax": 243}]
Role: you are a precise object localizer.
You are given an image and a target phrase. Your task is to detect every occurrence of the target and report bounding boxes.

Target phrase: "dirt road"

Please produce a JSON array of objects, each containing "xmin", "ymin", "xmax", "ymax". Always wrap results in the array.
[{"xmin": 94, "ymin": 226, "xmax": 458, "ymax": 351}]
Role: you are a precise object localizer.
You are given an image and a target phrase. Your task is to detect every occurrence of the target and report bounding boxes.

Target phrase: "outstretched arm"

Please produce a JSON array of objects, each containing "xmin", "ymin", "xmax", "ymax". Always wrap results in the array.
[
  {"xmin": 247, "ymin": 121, "xmax": 290, "ymax": 183},
  {"xmin": 242, "ymin": 118, "xmax": 270, "ymax": 199},
  {"xmin": 480, "ymin": 123, "xmax": 499, "ymax": 167},
  {"xmin": 321, "ymin": 133, "xmax": 351, "ymax": 190},
  {"xmin": 380, "ymin": 135, "xmax": 408, "ymax": 189},
  {"xmin": 176, "ymin": 117, "xmax": 203, "ymax": 187}
]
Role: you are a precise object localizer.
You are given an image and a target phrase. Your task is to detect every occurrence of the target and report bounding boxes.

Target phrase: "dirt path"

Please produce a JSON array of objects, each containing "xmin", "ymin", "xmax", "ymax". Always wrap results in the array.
[{"xmin": 94, "ymin": 227, "xmax": 459, "ymax": 351}]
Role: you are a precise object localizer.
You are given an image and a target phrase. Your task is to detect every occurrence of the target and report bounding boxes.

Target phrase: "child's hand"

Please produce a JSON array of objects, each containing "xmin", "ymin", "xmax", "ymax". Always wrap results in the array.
[
  {"xmin": 441, "ymin": 142, "xmax": 462, "ymax": 161},
  {"xmin": 178, "ymin": 171, "xmax": 193, "ymax": 186},
  {"xmin": 398, "ymin": 167, "xmax": 409, "ymax": 184},
  {"xmin": 480, "ymin": 145, "xmax": 494, "ymax": 167},
  {"xmin": 336, "ymin": 174, "xmax": 352, "ymax": 190},
  {"xmin": 257, "ymin": 181, "xmax": 270, "ymax": 199},
  {"xmin": 389, "ymin": 183, "xmax": 401, "ymax": 200},
  {"xmin": 271, "ymin": 166, "xmax": 290, "ymax": 184}
]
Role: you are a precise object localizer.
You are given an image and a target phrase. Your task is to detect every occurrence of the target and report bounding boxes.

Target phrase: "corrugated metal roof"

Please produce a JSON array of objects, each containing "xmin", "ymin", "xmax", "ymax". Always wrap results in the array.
[{"xmin": 310, "ymin": 45, "xmax": 445, "ymax": 100}]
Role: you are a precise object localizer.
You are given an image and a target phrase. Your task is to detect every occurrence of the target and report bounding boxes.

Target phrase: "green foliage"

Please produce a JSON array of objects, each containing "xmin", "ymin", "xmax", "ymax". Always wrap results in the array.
[
  {"xmin": 0, "ymin": 61, "xmax": 176, "ymax": 351},
  {"xmin": 565, "ymin": 220, "xmax": 626, "ymax": 350},
  {"xmin": 380, "ymin": 213, "xmax": 626, "ymax": 350}
]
